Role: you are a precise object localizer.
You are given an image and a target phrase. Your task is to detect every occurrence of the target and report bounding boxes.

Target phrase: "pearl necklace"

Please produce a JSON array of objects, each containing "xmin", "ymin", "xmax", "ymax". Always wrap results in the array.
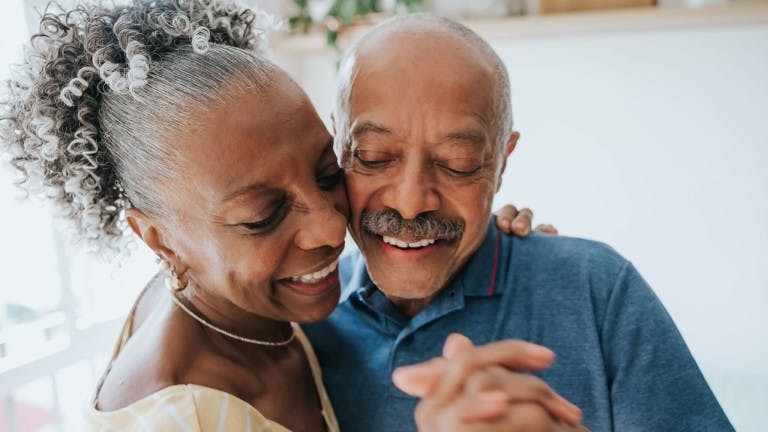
[{"xmin": 168, "ymin": 289, "xmax": 296, "ymax": 347}]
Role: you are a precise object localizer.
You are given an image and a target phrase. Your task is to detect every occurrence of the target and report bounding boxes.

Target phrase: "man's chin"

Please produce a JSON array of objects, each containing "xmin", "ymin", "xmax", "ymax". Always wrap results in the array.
[
  {"xmin": 367, "ymin": 268, "xmax": 445, "ymax": 301},
  {"xmin": 359, "ymin": 232, "xmax": 456, "ymax": 303},
  {"xmin": 383, "ymin": 282, "xmax": 446, "ymax": 317}
]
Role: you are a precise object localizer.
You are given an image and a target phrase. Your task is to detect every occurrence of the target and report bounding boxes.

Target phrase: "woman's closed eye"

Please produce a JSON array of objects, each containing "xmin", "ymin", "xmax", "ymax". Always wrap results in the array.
[{"xmin": 240, "ymin": 198, "xmax": 291, "ymax": 234}]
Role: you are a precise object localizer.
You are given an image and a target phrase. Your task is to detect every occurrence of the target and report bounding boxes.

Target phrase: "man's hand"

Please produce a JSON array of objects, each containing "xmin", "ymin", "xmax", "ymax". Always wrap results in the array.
[
  {"xmin": 392, "ymin": 334, "xmax": 585, "ymax": 431},
  {"xmin": 495, "ymin": 204, "xmax": 559, "ymax": 236}
]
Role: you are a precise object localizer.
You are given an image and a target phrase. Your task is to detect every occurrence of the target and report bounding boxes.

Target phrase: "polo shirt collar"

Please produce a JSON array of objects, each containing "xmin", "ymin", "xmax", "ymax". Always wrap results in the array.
[
  {"xmin": 349, "ymin": 258, "xmax": 411, "ymax": 332},
  {"xmin": 455, "ymin": 219, "xmax": 503, "ymax": 297}
]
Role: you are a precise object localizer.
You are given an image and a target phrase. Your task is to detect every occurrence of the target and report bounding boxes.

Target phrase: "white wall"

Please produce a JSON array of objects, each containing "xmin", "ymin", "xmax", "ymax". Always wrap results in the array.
[
  {"xmin": 494, "ymin": 25, "xmax": 768, "ymax": 429},
  {"xmin": 274, "ymin": 19, "xmax": 768, "ymax": 430}
]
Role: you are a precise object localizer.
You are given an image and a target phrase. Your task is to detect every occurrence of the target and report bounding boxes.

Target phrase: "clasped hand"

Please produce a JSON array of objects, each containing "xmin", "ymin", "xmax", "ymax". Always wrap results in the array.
[{"xmin": 393, "ymin": 334, "xmax": 586, "ymax": 432}]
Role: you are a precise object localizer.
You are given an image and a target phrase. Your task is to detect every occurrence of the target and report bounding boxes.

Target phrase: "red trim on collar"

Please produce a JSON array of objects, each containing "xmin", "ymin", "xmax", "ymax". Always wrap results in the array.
[{"xmin": 487, "ymin": 233, "xmax": 500, "ymax": 296}]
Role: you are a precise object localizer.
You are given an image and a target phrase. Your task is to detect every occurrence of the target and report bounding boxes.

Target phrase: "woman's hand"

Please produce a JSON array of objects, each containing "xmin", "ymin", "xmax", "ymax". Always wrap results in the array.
[
  {"xmin": 393, "ymin": 334, "xmax": 586, "ymax": 431},
  {"xmin": 495, "ymin": 204, "xmax": 559, "ymax": 236}
]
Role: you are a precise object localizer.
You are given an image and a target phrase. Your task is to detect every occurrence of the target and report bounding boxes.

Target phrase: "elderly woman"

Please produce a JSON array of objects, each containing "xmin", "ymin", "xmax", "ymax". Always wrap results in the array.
[{"xmin": 0, "ymin": 1, "xmax": 576, "ymax": 430}]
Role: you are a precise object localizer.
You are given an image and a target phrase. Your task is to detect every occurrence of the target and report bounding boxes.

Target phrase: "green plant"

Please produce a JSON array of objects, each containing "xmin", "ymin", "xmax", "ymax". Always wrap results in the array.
[
  {"xmin": 288, "ymin": 0, "xmax": 313, "ymax": 34},
  {"xmin": 289, "ymin": 0, "xmax": 426, "ymax": 49},
  {"xmin": 327, "ymin": 0, "xmax": 425, "ymax": 46}
]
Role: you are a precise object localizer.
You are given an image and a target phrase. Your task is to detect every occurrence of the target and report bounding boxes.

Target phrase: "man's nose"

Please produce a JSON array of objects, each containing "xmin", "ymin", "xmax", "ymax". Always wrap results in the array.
[
  {"xmin": 380, "ymin": 163, "xmax": 440, "ymax": 220},
  {"xmin": 294, "ymin": 193, "xmax": 347, "ymax": 251}
]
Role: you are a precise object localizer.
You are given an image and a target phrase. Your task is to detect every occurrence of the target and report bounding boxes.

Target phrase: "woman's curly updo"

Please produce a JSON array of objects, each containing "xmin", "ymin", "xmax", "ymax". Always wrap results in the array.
[{"xmin": 0, "ymin": 0, "xmax": 280, "ymax": 257}]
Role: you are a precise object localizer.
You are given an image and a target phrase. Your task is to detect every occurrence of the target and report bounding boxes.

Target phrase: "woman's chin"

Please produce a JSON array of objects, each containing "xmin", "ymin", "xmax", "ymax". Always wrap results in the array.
[{"xmin": 274, "ymin": 275, "xmax": 341, "ymax": 323}]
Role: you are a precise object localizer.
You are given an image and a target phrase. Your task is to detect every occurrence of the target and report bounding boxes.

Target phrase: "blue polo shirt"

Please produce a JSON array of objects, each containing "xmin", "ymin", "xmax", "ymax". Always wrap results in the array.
[{"xmin": 303, "ymin": 221, "xmax": 733, "ymax": 431}]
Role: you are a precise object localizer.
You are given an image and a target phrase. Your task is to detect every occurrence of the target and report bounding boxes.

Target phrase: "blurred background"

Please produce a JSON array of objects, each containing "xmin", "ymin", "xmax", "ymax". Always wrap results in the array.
[{"xmin": 0, "ymin": 0, "xmax": 766, "ymax": 430}]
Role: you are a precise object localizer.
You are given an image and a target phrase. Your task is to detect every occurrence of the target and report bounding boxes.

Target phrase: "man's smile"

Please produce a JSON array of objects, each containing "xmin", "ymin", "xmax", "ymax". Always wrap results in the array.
[
  {"xmin": 364, "ymin": 231, "xmax": 457, "ymax": 260},
  {"xmin": 381, "ymin": 235, "xmax": 436, "ymax": 249}
]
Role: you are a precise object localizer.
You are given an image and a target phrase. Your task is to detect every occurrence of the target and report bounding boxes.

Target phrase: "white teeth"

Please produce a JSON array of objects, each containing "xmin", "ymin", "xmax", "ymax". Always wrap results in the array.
[
  {"xmin": 290, "ymin": 260, "xmax": 338, "ymax": 283},
  {"xmin": 382, "ymin": 235, "xmax": 436, "ymax": 249}
]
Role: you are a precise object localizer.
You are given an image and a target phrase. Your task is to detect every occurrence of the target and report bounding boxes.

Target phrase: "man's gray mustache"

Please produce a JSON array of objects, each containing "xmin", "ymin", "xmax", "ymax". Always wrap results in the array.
[{"xmin": 360, "ymin": 209, "xmax": 464, "ymax": 241}]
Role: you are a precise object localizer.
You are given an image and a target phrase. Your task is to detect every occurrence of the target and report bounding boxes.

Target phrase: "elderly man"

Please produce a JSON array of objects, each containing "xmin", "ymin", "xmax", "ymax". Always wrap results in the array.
[{"xmin": 304, "ymin": 14, "xmax": 733, "ymax": 431}]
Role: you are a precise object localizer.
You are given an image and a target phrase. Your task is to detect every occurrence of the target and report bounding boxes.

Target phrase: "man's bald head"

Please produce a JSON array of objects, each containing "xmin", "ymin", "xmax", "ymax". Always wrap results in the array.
[{"xmin": 333, "ymin": 14, "xmax": 513, "ymax": 166}]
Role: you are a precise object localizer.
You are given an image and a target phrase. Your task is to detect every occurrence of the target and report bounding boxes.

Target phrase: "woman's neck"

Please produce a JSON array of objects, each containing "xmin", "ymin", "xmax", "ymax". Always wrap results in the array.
[{"xmin": 175, "ymin": 283, "xmax": 294, "ymax": 345}]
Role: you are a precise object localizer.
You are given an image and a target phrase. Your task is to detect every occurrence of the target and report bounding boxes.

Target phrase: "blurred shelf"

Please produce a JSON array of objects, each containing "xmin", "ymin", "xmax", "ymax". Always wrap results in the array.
[{"xmin": 271, "ymin": 1, "xmax": 768, "ymax": 54}]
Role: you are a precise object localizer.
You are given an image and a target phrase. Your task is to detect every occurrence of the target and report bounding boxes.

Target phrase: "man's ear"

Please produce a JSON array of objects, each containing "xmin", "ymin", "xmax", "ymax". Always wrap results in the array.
[
  {"xmin": 496, "ymin": 131, "xmax": 520, "ymax": 192},
  {"xmin": 125, "ymin": 208, "xmax": 186, "ymax": 273}
]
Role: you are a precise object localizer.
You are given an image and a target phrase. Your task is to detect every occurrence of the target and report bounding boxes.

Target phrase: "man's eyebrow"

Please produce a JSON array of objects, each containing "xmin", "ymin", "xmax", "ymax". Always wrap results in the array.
[
  {"xmin": 443, "ymin": 129, "xmax": 487, "ymax": 145},
  {"xmin": 352, "ymin": 122, "xmax": 392, "ymax": 137}
]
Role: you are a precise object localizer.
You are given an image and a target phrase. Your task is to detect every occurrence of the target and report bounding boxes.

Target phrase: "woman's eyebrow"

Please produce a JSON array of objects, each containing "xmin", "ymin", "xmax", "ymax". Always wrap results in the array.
[{"xmin": 221, "ymin": 182, "xmax": 270, "ymax": 204}]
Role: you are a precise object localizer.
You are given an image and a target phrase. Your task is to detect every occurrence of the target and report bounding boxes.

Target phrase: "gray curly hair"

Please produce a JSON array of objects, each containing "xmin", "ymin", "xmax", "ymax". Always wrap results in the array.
[{"xmin": 0, "ymin": 0, "xmax": 280, "ymax": 257}]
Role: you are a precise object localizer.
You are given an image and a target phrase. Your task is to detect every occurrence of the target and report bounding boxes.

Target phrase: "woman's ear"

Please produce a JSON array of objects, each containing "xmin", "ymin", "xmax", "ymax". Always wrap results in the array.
[{"xmin": 125, "ymin": 208, "xmax": 186, "ymax": 273}]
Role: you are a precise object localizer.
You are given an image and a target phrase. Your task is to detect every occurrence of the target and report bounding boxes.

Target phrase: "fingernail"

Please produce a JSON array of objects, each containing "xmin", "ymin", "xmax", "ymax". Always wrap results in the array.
[
  {"xmin": 574, "ymin": 407, "xmax": 583, "ymax": 422},
  {"xmin": 392, "ymin": 365, "xmax": 416, "ymax": 381},
  {"xmin": 391, "ymin": 367, "xmax": 406, "ymax": 383},
  {"xmin": 528, "ymin": 344, "xmax": 555, "ymax": 365},
  {"xmin": 567, "ymin": 400, "xmax": 582, "ymax": 416},
  {"xmin": 569, "ymin": 406, "xmax": 583, "ymax": 424},
  {"xmin": 558, "ymin": 395, "xmax": 583, "ymax": 421}
]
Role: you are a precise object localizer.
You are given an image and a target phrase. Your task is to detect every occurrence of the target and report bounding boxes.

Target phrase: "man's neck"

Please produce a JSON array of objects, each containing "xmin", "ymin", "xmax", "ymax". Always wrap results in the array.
[{"xmin": 388, "ymin": 293, "xmax": 440, "ymax": 319}]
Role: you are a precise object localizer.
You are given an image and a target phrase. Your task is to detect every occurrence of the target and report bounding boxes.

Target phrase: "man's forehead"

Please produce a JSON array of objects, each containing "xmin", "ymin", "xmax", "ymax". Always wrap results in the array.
[
  {"xmin": 347, "ymin": 67, "xmax": 495, "ymax": 137},
  {"xmin": 353, "ymin": 27, "xmax": 495, "ymax": 76},
  {"xmin": 349, "ymin": 29, "xmax": 496, "ymax": 111},
  {"xmin": 351, "ymin": 117, "xmax": 488, "ymax": 139}
]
